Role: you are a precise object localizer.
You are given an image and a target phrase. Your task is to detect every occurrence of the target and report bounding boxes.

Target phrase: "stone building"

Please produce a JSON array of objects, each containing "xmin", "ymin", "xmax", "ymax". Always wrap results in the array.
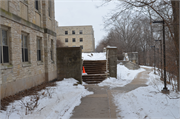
[
  {"xmin": 0, "ymin": 0, "xmax": 57, "ymax": 99},
  {"xmin": 56, "ymin": 25, "xmax": 95, "ymax": 53}
]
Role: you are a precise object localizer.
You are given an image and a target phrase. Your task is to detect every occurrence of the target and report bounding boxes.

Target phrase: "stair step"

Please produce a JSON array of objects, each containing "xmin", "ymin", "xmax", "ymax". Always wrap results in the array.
[{"xmin": 82, "ymin": 60, "xmax": 107, "ymax": 84}]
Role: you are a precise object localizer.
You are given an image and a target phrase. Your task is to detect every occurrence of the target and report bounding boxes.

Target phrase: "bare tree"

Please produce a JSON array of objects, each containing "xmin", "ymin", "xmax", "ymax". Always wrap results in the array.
[{"xmin": 101, "ymin": 0, "xmax": 179, "ymax": 91}]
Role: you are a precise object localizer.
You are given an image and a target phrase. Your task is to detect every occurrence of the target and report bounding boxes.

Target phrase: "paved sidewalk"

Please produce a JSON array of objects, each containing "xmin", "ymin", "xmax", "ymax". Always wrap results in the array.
[
  {"xmin": 70, "ymin": 85, "xmax": 116, "ymax": 119},
  {"xmin": 70, "ymin": 67, "xmax": 152, "ymax": 119}
]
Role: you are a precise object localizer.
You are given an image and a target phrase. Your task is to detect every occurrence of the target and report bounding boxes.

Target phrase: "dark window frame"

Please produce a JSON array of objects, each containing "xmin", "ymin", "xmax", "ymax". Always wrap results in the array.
[
  {"xmin": 65, "ymin": 38, "xmax": 68, "ymax": 42},
  {"xmin": 80, "ymin": 38, "xmax": 83, "ymax": 42},
  {"xmin": 72, "ymin": 30, "xmax": 75, "ymax": 34},
  {"xmin": 21, "ymin": 33, "xmax": 29, "ymax": 62},
  {"xmin": 50, "ymin": 40, "xmax": 53, "ymax": 61},
  {"xmin": 35, "ymin": 0, "xmax": 39, "ymax": 11},
  {"xmin": 72, "ymin": 38, "xmax": 76, "ymax": 42},
  {"xmin": 79, "ymin": 30, "xmax": 83, "ymax": 34},
  {"xmin": 48, "ymin": 0, "xmax": 51, "ymax": 17},
  {"xmin": 0, "ymin": 26, "xmax": 9, "ymax": 64},
  {"xmin": 37, "ymin": 37, "xmax": 42, "ymax": 61},
  {"xmin": 65, "ymin": 31, "xmax": 68, "ymax": 35}
]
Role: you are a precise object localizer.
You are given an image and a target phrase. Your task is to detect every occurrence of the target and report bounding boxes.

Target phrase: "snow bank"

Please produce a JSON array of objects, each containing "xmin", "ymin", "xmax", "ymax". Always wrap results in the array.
[
  {"xmin": 140, "ymin": 65, "xmax": 154, "ymax": 69},
  {"xmin": 98, "ymin": 64, "xmax": 145, "ymax": 88},
  {"xmin": 0, "ymin": 78, "xmax": 93, "ymax": 119},
  {"xmin": 82, "ymin": 52, "xmax": 106, "ymax": 60},
  {"xmin": 113, "ymin": 70, "xmax": 180, "ymax": 119}
]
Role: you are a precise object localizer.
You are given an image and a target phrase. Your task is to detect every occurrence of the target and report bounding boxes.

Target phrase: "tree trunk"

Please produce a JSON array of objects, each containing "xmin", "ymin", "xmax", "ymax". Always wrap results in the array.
[{"xmin": 171, "ymin": 1, "xmax": 179, "ymax": 91}]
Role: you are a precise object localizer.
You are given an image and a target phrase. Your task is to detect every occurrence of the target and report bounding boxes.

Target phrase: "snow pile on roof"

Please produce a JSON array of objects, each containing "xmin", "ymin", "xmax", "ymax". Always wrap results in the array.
[
  {"xmin": 113, "ymin": 66, "xmax": 180, "ymax": 119},
  {"xmin": 98, "ymin": 64, "xmax": 145, "ymax": 88},
  {"xmin": 82, "ymin": 52, "xmax": 106, "ymax": 60},
  {"xmin": 106, "ymin": 46, "xmax": 117, "ymax": 48},
  {"xmin": 0, "ymin": 78, "xmax": 93, "ymax": 119}
]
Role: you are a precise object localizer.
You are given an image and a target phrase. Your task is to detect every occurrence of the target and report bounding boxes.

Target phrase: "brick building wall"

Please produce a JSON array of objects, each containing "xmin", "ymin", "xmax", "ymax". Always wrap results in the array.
[
  {"xmin": 56, "ymin": 26, "xmax": 95, "ymax": 53},
  {"xmin": 0, "ymin": 0, "xmax": 57, "ymax": 99}
]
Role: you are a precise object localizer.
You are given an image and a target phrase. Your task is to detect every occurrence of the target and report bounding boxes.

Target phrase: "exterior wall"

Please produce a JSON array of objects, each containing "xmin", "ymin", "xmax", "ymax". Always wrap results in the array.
[
  {"xmin": 0, "ymin": 0, "xmax": 57, "ymax": 99},
  {"xmin": 57, "ymin": 26, "xmax": 95, "ymax": 53},
  {"xmin": 42, "ymin": 0, "xmax": 57, "ymax": 82}
]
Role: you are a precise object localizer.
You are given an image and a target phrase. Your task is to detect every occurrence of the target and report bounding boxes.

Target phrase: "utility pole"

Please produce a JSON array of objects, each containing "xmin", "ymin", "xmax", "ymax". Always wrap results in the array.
[
  {"xmin": 153, "ymin": 20, "xmax": 169, "ymax": 93},
  {"xmin": 151, "ymin": 46, "xmax": 155, "ymax": 73}
]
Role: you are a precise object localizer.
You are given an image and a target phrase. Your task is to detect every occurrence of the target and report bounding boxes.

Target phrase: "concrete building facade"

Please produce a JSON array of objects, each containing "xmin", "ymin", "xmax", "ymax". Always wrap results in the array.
[
  {"xmin": 57, "ymin": 25, "xmax": 95, "ymax": 53},
  {"xmin": 0, "ymin": 0, "xmax": 57, "ymax": 99}
]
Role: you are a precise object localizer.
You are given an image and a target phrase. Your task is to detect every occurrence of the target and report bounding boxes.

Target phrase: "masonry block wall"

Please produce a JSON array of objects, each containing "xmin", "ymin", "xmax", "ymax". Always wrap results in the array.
[
  {"xmin": 56, "ymin": 47, "xmax": 82, "ymax": 84},
  {"xmin": 0, "ymin": 0, "xmax": 57, "ymax": 99},
  {"xmin": 56, "ymin": 26, "xmax": 95, "ymax": 53},
  {"xmin": 106, "ymin": 47, "xmax": 117, "ymax": 78}
]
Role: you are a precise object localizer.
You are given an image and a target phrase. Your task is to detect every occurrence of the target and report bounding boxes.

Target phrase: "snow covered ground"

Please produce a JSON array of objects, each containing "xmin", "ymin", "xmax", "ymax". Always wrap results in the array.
[
  {"xmin": 98, "ymin": 64, "xmax": 145, "ymax": 88},
  {"xmin": 82, "ymin": 52, "xmax": 106, "ymax": 60},
  {"xmin": 113, "ymin": 66, "xmax": 180, "ymax": 119},
  {"xmin": 0, "ymin": 78, "xmax": 93, "ymax": 119}
]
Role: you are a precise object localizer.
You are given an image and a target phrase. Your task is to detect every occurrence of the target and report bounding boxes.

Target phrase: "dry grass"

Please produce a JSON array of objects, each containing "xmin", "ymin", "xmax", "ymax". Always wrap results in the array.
[{"xmin": 0, "ymin": 79, "xmax": 59, "ymax": 111}]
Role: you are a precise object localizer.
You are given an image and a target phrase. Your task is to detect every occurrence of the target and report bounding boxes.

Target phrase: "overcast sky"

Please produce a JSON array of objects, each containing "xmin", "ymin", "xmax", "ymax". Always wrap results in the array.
[{"xmin": 54, "ymin": 0, "xmax": 117, "ymax": 48}]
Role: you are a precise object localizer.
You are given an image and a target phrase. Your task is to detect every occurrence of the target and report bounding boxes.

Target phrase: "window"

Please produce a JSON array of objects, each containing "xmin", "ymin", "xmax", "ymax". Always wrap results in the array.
[
  {"xmin": 80, "ymin": 38, "xmax": 83, "ymax": 42},
  {"xmin": 72, "ymin": 38, "xmax": 76, "ymax": 42},
  {"xmin": 80, "ymin": 45, "xmax": 83, "ymax": 49},
  {"xmin": 65, "ymin": 38, "xmax": 68, "ymax": 42},
  {"xmin": 0, "ymin": 27, "xmax": 9, "ymax": 63},
  {"xmin": 50, "ymin": 40, "xmax": 53, "ymax": 61},
  {"xmin": 48, "ymin": 0, "xmax": 51, "ymax": 17},
  {"xmin": 72, "ymin": 30, "xmax": 75, "ymax": 34},
  {"xmin": 35, "ymin": 0, "xmax": 39, "ymax": 10},
  {"xmin": 65, "ymin": 31, "xmax": 68, "ymax": 35},
  {"xmin": 37, "ymin": 37, "xmax": 41, "ymax": 61},
  {"xmin": 22, "ymin": 33, "xmax": 28, "ymax": 62},
  {"xmin": 79, "ymin": 30, "xmax": 83, "ymax": 34}
]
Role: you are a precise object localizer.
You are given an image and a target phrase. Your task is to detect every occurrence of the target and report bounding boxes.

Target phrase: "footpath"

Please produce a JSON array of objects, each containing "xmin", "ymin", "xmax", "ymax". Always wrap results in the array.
[{"xmin": 70, "ymin": 67, "xmax": 153, "ymax": 119}]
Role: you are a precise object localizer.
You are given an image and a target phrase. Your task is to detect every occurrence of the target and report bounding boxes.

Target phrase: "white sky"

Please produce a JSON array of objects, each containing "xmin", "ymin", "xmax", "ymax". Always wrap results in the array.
[{"xmin": 54, "ymin": 0, "xmax": 117, "ymax": 48}]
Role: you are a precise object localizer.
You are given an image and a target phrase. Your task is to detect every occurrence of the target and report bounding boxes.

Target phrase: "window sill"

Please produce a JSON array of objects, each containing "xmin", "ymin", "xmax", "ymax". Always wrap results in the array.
[
  {"xmin": 0, "ymin": 63, "xmax": 13, "ymax": 70},
  {"xmin": 20, "ymin": 1, "xmax": 28, "ymax": 6},
  {"xmin": 37, "ymin": 61, "xmax": 43, "ymax": 65},
  {"xmin": 49, "ymin": 17, "xmax": 52, "ymax": 20},
  {"xmin": 35, "ymin": 9, "xmax": 41, "ymax": 15},
  {"xmin": 22, "ymin": 62, "xmax": 31, "ymax": 67}
]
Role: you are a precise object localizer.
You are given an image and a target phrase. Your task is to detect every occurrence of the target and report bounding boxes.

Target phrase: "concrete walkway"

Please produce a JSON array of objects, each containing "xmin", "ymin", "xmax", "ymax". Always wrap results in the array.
[{"xmin": 70, "ymin": 67, "xmax": 153, "ymax": 119}]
